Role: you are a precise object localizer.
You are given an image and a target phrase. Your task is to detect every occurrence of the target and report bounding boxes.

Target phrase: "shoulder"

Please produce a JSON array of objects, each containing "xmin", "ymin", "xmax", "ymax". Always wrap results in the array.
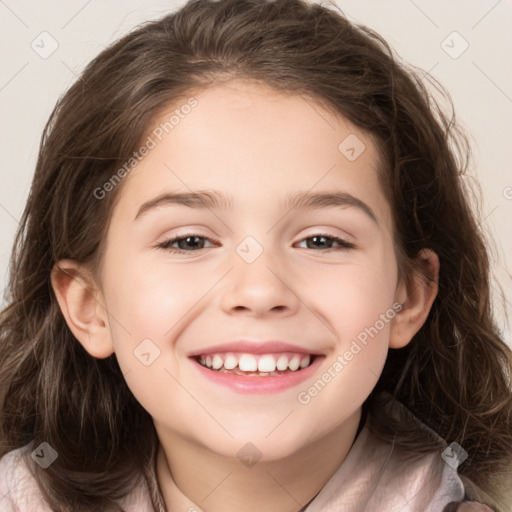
[
  {"xmin": 365, "ymin": 426, "xmax": 467, "ymax": 510},
  {"xmin": 307, "ymin": 424, "xmax": 465, "ymax": 511},
  {"xmin": 0, "ymin": 445, "xmax": 53, "ymax": 512},
  {"xmin": 308, "ymin": 391, "xmax": 499, "ymax": 512},
  {"xmin": 0, "ymin": 445, "xmax": 156, "ymax": 512},
  {"xmin": 358, "ymin": 393, "xmax": 497, "ymax": 512},
  {"xmin": 350, "ymin": 427, "xmax": 495, "ymax": 511}
]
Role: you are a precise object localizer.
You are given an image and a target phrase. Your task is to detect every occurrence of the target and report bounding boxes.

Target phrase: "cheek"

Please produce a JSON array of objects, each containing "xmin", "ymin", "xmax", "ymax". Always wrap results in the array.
[
  {"xmin": 298, "ymin": 252, "xmax": 397, "ymax": 407},
  {"xmin": 102, "ymin": 257, "xmax": 218, "ymax": 389},
  {"xmin": 101, "ymin": 261, "xmax": 203, "ymax": 424},
  {"xmin": 105, "ymin": 257, "xmax": 211, "ymax": 337},
  {"xmin": 314, "ymin": 250, "xmax": 398, "ymax": 338}
]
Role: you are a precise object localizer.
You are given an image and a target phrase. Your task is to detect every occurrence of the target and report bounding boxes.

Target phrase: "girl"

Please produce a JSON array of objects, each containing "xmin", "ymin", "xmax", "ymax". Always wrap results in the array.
[{"xmin": 1, "ymin": 0, "xmax": 511, "ymax": 511}]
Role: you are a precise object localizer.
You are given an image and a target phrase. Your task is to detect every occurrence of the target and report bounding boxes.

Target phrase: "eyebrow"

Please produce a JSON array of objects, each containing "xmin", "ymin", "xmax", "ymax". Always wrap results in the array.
[{"xmin": 134, "ymin": 189, "xmax": 378, "ymax": 224}]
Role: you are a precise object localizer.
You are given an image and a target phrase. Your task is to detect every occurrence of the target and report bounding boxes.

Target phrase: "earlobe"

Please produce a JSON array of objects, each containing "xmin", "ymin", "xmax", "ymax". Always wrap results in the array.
[
  {"xmin": 50, "ymin": 259, "xmax": 115, "ymax": 359},
  {"xmin": 389, "ymin": 249, "xmax": 440, "ymax": 349}
]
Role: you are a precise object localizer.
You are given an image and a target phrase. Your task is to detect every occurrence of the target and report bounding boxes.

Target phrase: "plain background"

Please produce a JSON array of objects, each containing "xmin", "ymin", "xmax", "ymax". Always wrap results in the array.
[{"xmin": 0, "ymin": 0, "xmax": 511, "ymax": 345}]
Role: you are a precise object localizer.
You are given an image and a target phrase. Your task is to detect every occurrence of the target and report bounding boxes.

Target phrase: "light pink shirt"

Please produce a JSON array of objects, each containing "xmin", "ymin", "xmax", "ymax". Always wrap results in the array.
[{"xmin": 0, "ymin": 423, "xmax": 493, "ymax": 511}]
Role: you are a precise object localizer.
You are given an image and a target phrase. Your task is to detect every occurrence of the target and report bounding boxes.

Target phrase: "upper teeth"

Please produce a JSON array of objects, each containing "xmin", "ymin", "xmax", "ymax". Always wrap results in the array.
[{"xmin": 200, "ymin": 353, "xmax": 311, "ymax": 372}]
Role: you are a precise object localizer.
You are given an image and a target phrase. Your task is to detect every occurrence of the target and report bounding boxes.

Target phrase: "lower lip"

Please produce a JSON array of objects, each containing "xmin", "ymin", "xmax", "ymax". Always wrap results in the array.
[{"xmin": 190, "ymin": 356, "xmax": 324, "ymax": 394}]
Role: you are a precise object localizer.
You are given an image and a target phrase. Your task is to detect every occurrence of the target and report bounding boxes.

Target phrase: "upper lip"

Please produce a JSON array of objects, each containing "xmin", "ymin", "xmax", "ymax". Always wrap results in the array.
[{"xmin": 188, "ymin": 340, "xmax": 322, "ymax": 357}]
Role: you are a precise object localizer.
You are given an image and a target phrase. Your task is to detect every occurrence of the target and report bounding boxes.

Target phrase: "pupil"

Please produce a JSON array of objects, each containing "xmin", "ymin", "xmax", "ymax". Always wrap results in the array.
[
  {"xmin": 182, "ymin": 236, "xmax": 201, "ymax": 249},
  {"xmin": 311, "ymin": 236, "xmax": 329, "ymax": 249}
]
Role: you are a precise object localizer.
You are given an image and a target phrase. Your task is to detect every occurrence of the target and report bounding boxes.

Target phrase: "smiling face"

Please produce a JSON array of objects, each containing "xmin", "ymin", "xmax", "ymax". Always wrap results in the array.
[{"xmin": 53, "ymin": 79, "xmax": 435, "ymax": 462}]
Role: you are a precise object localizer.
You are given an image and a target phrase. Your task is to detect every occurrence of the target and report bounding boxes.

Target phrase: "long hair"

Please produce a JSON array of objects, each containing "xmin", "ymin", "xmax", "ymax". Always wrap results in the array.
[{"xmin": 1, "ymin": 1, "xmax": 511, "ymax": 510}]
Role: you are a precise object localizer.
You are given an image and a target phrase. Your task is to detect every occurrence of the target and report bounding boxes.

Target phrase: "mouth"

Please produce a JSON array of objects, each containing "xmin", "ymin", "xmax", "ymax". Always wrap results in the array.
[
  {"xmin": 193, "ymin": 351, "xmax": 316, "ymax": 377},
  {"xmin": 189, "ymin": 346, "xmax": 323, "ymax": 394}
]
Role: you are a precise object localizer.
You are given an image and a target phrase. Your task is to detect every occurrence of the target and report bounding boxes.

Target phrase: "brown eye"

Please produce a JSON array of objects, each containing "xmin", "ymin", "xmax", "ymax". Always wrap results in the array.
[
  {"xmin": 157, "ymin": 235, "xmax": 216, "ymax": 252},
  {"xmin": 296, "ymin": 234, "xmax": 354, "ymax": 251}
]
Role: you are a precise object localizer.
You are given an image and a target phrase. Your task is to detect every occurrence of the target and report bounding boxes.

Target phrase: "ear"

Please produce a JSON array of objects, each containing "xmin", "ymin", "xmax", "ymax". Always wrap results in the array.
[
  {"xmin": 50, "ymin": 259, "xmax": 114, "ymax": 359},
  {"xmin": 389, "ymin": 249, "xmax": 440, "ymax": 349}
]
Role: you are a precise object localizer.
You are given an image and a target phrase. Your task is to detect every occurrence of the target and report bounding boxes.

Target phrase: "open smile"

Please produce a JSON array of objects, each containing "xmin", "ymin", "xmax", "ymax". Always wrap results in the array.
[
  {"xmin": 190, "ymin": 351, "xmax": 323, "ymax": 394},
  {"xmin": 195, "ymin": 351, "xmax": 314, "ymax": 376}
]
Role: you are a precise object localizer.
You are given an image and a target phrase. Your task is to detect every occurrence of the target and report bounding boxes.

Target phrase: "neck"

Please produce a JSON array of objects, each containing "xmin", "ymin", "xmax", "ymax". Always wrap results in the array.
[{"xmin": 156, "ymin": 408, "xmax": 362, "ymax": 512}]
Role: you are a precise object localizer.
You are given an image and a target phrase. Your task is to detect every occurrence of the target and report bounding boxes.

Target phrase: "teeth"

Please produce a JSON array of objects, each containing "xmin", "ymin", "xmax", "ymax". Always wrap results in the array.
[
  {"xmin": 212, "ymin": 354, "xmax": 223, "ymax": 370},
  {"xmin": 224, "ymin": 354, "xmax": 238, "ymax": 370},
  {"xmin": 288, "ymin": 356, "xmax": 300, "ymax": 371},
  {"xmin": 258, "ymin": 355, "xmax": 276, "ymax": 373},
  {"xmin": 238, "ymin": 354, "xmax": 258, "ymax": 372},
  {"xmin": 276, "ymin": 355, "xmax": 288, "ymax": 371},
  {"xmin": 300, "ymin": 355, "xmax": 311, "ymax": 369},
  {"xmin": 198, "ymin": 352, "xmax": 313, "ymax": 373}
]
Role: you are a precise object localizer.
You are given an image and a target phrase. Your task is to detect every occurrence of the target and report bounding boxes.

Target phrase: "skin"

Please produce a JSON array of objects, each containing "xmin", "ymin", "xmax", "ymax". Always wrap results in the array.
[{"xmin": 52, "ymin": 79, "xmax": 439, "ymax": 512}]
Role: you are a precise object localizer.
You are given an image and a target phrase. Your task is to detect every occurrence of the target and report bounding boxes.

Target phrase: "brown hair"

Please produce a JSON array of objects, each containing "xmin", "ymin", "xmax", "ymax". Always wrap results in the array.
[{"xmin": 1, "ymin": 1, "xmax": 511, "ymax": 511}]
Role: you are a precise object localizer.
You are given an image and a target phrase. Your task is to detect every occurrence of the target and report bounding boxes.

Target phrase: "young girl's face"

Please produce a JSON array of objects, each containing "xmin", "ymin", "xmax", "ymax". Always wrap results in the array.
[{"xmin": 94, "ymin": 79, "xmax": 409, "ymax": 459}]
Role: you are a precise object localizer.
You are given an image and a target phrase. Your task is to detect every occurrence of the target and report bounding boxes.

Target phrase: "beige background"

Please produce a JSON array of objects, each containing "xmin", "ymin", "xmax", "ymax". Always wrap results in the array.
[{"xmin": 1, "ymin": 0, "xmax": 511, "ymax": 344}]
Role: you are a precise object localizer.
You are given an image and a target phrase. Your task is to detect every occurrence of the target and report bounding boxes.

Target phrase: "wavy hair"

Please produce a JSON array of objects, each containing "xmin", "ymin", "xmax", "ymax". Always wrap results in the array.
[{"xmin": 1, "ymin": 1, "xmax": 511, "ymax": 511}]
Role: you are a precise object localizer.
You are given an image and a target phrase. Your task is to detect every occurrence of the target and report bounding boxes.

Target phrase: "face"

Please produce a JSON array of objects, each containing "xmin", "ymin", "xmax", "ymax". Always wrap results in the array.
[{"xmin": 97, "ymin": 79, "xmax": 402, "ymax": 460}]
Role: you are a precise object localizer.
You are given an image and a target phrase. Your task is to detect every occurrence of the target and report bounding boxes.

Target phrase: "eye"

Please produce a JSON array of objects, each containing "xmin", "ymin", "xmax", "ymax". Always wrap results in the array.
[
  {"xmin": 156, "ymin": 232, "xmax": 354, "ymax": 254},
  {"xmin": 156, "ymin": 234, "xmax": 217, "ymax": 253},
  {"xmin": 295, "ymin": 234, "xmax": 354, "ymax": 251}
]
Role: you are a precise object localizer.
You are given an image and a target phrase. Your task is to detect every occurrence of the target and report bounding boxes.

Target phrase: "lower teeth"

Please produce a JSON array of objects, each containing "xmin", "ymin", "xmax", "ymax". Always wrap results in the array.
[{"xmin": 213, "ymin": 367, "xmax": 297, "ymax": 376}]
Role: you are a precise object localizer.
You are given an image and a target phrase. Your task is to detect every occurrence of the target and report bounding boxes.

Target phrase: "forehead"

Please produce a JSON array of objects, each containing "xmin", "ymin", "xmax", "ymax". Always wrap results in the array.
[{"xmin": 111, "ymin": 79, "xmax": 392, "ymax": 229}]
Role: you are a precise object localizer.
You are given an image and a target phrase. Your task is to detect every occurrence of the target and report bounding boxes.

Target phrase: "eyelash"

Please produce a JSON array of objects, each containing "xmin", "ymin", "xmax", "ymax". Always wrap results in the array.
[{"xmin": 156, "ymin": 233, "xmax": 354, "ymax": 253}]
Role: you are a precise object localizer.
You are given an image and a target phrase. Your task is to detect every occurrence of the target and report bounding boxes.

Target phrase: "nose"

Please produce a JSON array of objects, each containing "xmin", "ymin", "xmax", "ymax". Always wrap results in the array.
[{"xmin": 219, "ymin": 245, "xmax": 300, "ymax": 317}]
